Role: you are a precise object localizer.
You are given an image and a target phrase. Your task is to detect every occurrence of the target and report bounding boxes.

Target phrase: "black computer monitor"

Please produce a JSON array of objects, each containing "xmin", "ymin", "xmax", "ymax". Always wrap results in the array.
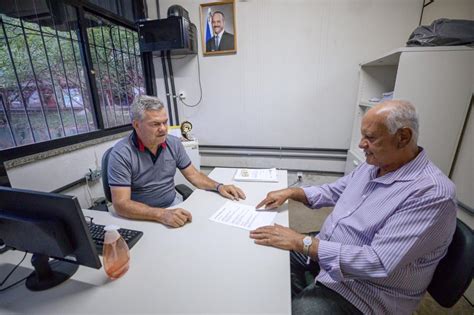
[{"xmin": 0, "ymin": 186, "xmax": 101, "ymax": 291}]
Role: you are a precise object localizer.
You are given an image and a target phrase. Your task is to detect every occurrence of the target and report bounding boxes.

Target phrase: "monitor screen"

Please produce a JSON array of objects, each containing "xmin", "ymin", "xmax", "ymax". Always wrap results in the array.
[
  {"xmin": 141, "ymin": 18, "xmax": 181, "ymax": 43},
  {"xmin": 0, "ymin": 186, "xmax": 101, "ymax": 291}
]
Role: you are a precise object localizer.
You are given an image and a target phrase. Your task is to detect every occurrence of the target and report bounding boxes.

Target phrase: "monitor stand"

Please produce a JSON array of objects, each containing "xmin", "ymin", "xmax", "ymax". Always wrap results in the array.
[
  {"xmin": 0, "ymin": 240, "xmax": 9, "ymax": 254},
  {"xmin": 26, "ymin": 254, "xmax": 79, "ymax": 291}
]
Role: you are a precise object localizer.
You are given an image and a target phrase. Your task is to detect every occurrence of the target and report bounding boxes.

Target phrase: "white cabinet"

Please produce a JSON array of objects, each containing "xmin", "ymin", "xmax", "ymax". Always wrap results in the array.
[
  {"xmin": 345, "ymin": 46, "xmax": 473, "ymax": 175},
  {"xmin": 174, "ymin": 140, "xmax": 200, "ymax": 188}
]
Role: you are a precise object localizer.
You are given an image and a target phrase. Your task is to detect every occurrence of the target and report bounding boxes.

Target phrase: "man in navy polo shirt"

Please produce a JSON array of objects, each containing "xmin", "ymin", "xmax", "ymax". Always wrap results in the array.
[{"xmin": 108, "ymin": 95, "xmax": 245, "ymax": 228}]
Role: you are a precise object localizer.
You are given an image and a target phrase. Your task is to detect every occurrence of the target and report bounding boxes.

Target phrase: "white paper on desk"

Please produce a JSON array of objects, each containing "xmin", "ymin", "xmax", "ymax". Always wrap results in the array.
[
  {"xmin": 233, "ymin": 168, "xmax": 278, "ymax": 182},
  {"xmin": 209, "ymin": 201, "xmax": 277, "ymax": 230}
]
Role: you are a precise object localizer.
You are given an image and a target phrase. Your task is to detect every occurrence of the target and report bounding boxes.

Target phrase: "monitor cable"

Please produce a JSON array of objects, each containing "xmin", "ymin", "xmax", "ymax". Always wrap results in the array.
[
  {"xmin": 161, "ymin": 51, "xmax": 174, "ymax": 124},
  {"xmin": 85, "ymin": 174, "xmax": 96, "ymax": 207},
  {"xmin": 166, "ymin": 51, "xmax": 180, "ymax": 123},
  {"xmin": 0, "ymin": 251, "xmax": 28, "ymax": 292}
]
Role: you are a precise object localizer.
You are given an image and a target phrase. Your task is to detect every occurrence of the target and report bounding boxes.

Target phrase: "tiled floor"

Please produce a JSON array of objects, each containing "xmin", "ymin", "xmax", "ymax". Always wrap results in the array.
[{"xmin": 287, "ymin": 171, "xmax": 474, "ymax": 315}]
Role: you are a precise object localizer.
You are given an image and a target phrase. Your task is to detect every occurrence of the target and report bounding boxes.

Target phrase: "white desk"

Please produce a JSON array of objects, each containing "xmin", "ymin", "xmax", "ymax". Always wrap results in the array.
[{"xmin": 0, "ymin": 168, "xmax": 291, "ymax": 314}]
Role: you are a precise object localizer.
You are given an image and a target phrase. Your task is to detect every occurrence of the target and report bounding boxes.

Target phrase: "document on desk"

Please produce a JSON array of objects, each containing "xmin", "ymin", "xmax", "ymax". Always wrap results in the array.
[
  {"xmin": 233, "ymin": 168, "xmax": 278, "ymax": 182},
  {"xmin": 209, "ymin": 201, "xmax": 277, "ymax": 230}
]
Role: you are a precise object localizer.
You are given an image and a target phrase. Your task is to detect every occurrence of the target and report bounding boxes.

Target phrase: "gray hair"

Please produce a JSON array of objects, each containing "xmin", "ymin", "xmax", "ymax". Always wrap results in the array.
[
  {"xmin": 131, "ymin": 95, "xmax": 165, "ymax": 121},
  {"xmin": 376, "ymin": 100, "xmax": 419, "ymax": 142}
]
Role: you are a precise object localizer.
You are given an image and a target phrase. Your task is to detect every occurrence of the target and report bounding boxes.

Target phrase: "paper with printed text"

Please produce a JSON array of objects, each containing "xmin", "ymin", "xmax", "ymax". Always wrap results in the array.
[{"xmin": 209, "ymin": 201, "xmax": 277, "ymax": 230}]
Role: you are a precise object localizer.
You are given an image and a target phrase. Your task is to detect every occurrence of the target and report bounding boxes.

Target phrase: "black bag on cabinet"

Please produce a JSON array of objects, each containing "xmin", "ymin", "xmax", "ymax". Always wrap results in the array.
[{"xmin": 407, "ymin": 18, "xmax": 474, "ymax": 47}]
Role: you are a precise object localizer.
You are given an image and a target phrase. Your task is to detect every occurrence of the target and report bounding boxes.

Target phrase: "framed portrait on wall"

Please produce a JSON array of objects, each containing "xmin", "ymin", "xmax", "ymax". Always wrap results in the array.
[{"xmin": 200, "ymin": 1, "xmax": 237, "ymax": 56}]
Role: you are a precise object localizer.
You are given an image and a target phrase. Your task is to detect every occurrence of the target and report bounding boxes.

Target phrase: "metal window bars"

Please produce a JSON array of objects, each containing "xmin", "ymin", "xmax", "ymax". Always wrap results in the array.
[{"xmin": 0, "ymin": 0, "xmax": 144, "ymax": 150}]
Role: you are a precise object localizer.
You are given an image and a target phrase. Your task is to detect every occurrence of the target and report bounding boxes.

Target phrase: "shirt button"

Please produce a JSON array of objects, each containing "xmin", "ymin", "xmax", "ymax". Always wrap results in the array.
[
  {"xmin": 362, "ymin": 194, "xmax": 367, "ymax": 198},
  {"xmin": 347, "ymin": 211, "xmax": 351, "ymax": 215},
  {"xmin": 332, "ymin": 224, "xmax": 335, "ymax": 228}
]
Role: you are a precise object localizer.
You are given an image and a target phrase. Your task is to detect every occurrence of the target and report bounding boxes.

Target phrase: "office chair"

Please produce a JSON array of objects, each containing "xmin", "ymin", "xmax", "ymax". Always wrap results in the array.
[
  {"xmin": 101, "ymin": 147, "xmax": 194, "ymax": 207},
  {"xmin": 101, "ymin": 147, "xmax": 114, "ymax": 203},
  {"xmin": 427, "ymin": 218, "xmax": 474, "ymax": 308}
]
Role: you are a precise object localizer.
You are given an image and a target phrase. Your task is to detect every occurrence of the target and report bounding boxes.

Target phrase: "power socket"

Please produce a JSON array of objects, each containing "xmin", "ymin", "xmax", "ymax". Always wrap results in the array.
[
  {"xmin": 297, "ymin": 171, "xmax": 303, "ymax": 181},
  {"xmin": 85, "ymin": 169, "xmax": 101, "ymax": 182},
  {"xmin": 178, "ymin": 91, "xmax": 186, "ymax": 100},
  {"xmin": 89, "ymin": 197, "xmax": 108, "ymax": 211}
]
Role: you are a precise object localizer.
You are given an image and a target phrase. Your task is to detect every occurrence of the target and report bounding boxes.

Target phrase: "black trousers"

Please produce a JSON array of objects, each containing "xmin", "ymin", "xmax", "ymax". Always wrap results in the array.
[{"xmin": 290, "ymin": 251, "xmax": 362, "ymax": 315}]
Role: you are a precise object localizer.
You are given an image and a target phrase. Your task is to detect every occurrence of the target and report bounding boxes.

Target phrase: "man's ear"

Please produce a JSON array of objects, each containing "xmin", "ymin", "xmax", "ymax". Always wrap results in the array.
[
  {"xmin": 132, "ymin": 119, "xmax": 139, "ymax": 130},
  {"xmin": 397, "ymin": 128, "xmax": 412, "ymax": 148}
]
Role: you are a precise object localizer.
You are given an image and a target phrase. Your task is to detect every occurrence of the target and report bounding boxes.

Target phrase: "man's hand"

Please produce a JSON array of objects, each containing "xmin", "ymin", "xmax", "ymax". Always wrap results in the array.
[
  {"xmin": 256, "ymin": 189, "xmax": 292, "ymax": 209},
  {"xmin": 158, "ymin": 208, "xmax": 192, "ymax": 228},
  {"xmin": 250, "ymin": 224, "xmax": 304, "ymax": 251},
  {"xmin": 218, "ymin": 184, "xmax": 246, "ymax": 201}
]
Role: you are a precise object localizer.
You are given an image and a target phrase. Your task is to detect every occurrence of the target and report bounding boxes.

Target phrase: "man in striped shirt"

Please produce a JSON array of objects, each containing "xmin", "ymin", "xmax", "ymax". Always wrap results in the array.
[{"xmin": 250, "ymin": 100, "xmax": 457, "ymax": 314}]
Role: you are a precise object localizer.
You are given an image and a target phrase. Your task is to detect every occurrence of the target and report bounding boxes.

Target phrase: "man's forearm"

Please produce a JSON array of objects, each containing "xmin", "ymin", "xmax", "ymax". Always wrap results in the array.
[
  {"xmin": 187, "ymin": 172, "xmax": 219, "ymax": 191},
  {"xmin": 288, "ymin": 187, "xmax": 310, "ymax": 204},
  {"xmin": 114, "ymin": 199, "xmax": 166, "ymax": 222}
]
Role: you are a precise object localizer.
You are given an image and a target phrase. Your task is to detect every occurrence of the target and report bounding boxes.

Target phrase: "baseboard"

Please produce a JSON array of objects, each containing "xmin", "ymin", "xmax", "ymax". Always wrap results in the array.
[{"xmin": 199, "ymin": 145, "xmax": 347, "ymax": 173}]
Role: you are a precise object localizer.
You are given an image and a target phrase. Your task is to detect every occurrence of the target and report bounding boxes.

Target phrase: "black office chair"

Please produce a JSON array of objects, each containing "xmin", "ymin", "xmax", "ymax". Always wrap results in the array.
[
  {"xmin": 101, "ymin": 147, "xmax": 194, "ymax": 207},
  {"xmin": 427, "ymin": 219, "xmax": 474, "ymax": 308},
  {"xmin": 101, "ymin": 147, "xmax": 114, "ymax": 204}
]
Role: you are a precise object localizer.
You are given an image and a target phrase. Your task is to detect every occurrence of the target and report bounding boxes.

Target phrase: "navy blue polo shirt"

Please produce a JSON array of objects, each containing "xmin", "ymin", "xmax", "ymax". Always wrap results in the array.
[{"xmin": 108, "ymin": 131, "xmax": 192, "ymax": 208}]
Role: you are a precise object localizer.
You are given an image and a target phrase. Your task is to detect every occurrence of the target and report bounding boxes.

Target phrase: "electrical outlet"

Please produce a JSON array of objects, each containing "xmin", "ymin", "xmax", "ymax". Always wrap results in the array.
[
  {"xmin": 297, "ymin": 171, "xmax": 303, "ymax": 181},
  {"xmin": 178, "ymin": 91, "xmax": 186, "ymax": 100},
  {"xmin": 85, "ymin": 169, "xmax": 101, "ymax": 182},
  {"xmin": 89, "ymin": 197, "xmax": 108, "ymax": 211}
]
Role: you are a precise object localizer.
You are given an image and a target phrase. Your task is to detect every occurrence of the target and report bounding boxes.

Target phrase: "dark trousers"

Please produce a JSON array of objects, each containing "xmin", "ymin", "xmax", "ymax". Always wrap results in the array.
[{"xmin": 291, "ymin": 251, "xmax": 362, "ymax": 315}]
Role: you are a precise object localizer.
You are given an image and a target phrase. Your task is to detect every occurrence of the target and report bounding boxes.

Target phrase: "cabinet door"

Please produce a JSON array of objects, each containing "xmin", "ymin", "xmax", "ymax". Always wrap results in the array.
[
  {"xmin": 393, "ymin": 50, "xmax": 473, "ymax": 175},
  {"xmin": 344, "ymin": 149, "xmax": 364, "ymax": 175},
  {"xmin": 174, "ymin": 141, "xmax": 200, "ymax": 187}
]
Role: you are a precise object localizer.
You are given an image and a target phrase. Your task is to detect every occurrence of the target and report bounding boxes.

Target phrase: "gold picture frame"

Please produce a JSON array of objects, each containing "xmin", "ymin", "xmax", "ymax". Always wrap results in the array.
[{"xmin": 200, "ymin": 1, "xmax": 237, "ymax": 56}]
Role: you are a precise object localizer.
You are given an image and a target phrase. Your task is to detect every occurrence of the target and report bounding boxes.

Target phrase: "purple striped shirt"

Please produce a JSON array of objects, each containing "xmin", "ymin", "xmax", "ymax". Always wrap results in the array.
[{"xmin": 303, "ymin": 149, "xmax": 456, "ymax": 314}]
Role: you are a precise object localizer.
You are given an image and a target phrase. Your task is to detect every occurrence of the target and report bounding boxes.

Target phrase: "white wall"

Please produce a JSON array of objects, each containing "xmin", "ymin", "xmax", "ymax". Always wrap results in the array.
[
  {"xmin": 147, "ymin": 0, "xmax": 159, "ymax": 19},
  {"xmin": 451, "ymin": 103, "xmax": 474, "ymax": 215},
  {"xmin": 420, "ymin": 0, "xmax": 474, "ymax": 24},
  {"xmin": 451, "ymin": 95, "xmax": 474, "ymax": 305},
  {"xmin": 152, "ymin": 0, "xmax": 423, "ymax": 149}
]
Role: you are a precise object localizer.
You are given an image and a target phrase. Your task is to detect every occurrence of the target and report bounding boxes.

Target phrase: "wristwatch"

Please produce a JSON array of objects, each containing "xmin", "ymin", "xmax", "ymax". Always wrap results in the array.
[
  {"xmin": 215, "ymin": 183, "xmax": 223, "ymax": 192},
  {"xmin": 303, "ymin": 236, "xmax": 313, "ymax": 256}
]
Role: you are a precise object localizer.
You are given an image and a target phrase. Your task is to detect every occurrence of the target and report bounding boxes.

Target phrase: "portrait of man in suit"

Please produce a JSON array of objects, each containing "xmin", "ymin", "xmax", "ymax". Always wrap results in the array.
[
  {"xmin": 200, "ymin": 1, "xmax": 237, "ymax": 55},
  {"xmin": 206, "ymin": 11, "xmax": 234, "ymax": 52}
]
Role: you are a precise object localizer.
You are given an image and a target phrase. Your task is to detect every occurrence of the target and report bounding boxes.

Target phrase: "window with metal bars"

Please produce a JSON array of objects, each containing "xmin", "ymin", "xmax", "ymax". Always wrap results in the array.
[
  {"xmin": 85, "ymin": 12, "xmax": 144, "ymax": 128},
  {"xmin": 0, "ymin": 0, "xmax": 146, "ymax": 151}
]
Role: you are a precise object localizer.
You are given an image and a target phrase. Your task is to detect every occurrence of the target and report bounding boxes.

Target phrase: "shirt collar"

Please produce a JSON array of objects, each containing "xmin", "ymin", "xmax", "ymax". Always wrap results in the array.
[
  {"xmin": 216, "ymin": 29, "xmax": 224, "ymax": 38},
  {"xmin": 131, "ymin": 130, "xmax": 167, "ymax": 153},
  {"xmin": 370, "ymin": 147, "xmax": 428, "ymax": 184}
]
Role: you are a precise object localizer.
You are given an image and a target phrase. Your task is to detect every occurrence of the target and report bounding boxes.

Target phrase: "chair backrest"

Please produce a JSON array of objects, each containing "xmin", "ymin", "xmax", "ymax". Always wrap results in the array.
[
  {"xmin": 427, "ymin": 219, "xmax": 474, "ymax": 308},
  {"xmin": 101, "ymin": 147, "xmax": 113, "ymax": 203}
]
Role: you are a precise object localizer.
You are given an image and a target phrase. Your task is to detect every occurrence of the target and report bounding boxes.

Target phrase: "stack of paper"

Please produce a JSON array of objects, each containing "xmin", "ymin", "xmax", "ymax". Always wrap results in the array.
[{"xmin": 233, "ymin": 168, "xmax": 278, "ymax": 182}]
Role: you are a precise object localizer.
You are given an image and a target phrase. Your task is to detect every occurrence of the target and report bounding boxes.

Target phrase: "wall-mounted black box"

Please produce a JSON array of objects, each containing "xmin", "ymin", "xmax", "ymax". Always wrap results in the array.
[{"xmin": 137, "ymin": 16, "xmax": 197, "ymax": 55}]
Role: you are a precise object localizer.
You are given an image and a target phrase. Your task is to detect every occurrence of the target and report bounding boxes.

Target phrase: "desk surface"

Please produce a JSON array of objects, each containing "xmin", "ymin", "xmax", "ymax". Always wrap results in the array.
[{"xmin": 0, "ymin": 168, "xmax": 291, "ymax": 314}]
